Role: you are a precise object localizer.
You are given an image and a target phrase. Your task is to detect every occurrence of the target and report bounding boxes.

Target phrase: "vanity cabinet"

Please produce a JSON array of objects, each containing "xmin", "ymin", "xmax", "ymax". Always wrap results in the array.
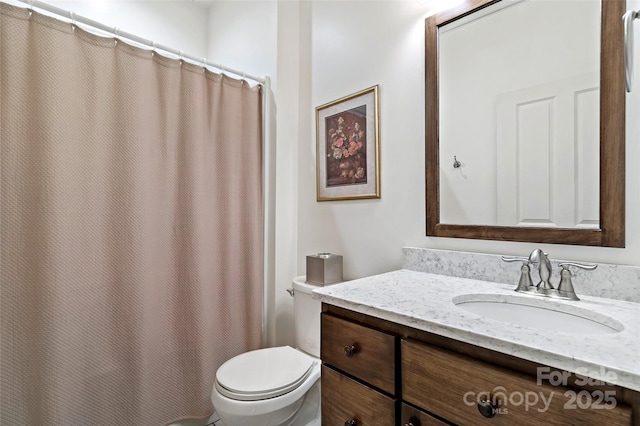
[
  {"xmin": 402, "ymin": 339, "xmax": 632, "ymax": 425},
  {"xmin": 322, "ymin": 365, "xmax": 396, "ymax": 425},
  {"xmin": 321, "ymin": 314, "xmax": 395, "ymax": 394},
  {"xmin": 321, "ymin": 305, "xmax": 638, "ymax": 426},
  {"xmin": 321, "ymin": 314, "xmax": 396, "ymax": 425}
]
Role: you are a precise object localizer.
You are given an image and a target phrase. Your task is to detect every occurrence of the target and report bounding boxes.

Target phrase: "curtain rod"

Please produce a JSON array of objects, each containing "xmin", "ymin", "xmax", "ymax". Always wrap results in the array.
[{"xmin": 16, "ymin": 0, "xmax": 266, "ymax": 85}]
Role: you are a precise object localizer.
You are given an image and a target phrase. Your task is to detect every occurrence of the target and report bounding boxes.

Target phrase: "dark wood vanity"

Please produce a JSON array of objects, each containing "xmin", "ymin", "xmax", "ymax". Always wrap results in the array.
[{"xmin": 321, "ymin": 304, "xmax": 639, "ymax": 425}]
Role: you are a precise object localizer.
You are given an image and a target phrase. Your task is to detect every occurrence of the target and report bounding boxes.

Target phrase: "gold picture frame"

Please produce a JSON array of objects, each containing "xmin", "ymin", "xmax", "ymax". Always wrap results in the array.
[{"xmin": 315, "ymin": 85, "xmax": 380, "ymax": 201}]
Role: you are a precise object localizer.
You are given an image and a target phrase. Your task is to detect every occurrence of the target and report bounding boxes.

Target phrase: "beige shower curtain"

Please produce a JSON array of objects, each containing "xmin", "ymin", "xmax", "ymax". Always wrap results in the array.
[{"xmin": 0, "ymin": 4, "xmax": 263, "ymax": 425}]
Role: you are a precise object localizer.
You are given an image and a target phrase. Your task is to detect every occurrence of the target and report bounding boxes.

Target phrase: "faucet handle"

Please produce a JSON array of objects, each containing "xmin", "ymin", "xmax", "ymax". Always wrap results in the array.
[
  {"xmin": 502, "ymin": 256, "xmax": 535, "ymax": 293},
  {"xmin": 556, "ymin": 262, "xmax": 597, "ymax": 301},
  {"xmin": 558, "ymin": 262, "xmax": 598, "ymax": 271}
]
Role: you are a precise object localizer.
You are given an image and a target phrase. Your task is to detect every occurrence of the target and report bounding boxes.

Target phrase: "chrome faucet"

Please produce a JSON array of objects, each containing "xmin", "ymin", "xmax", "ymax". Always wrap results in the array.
[
  {"xmin": 502, "ymin": 249, "xmax": 597, "ymax": 301},
  {"xmin": 528, "ymin": 249, "xmax": 554, "ymax": 294}
]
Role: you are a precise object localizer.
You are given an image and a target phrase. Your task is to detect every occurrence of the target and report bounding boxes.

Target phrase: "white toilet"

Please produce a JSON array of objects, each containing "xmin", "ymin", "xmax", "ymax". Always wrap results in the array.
[{"xmin": 211, "ymin": 277, "xmax": 322, "ymax": 426}]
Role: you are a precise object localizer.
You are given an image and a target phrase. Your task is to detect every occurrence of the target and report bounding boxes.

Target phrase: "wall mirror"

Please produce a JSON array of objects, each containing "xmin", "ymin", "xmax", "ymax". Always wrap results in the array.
[{"xmin": 426, "ymin": 0, "xmax": 625, "ymax": 247}]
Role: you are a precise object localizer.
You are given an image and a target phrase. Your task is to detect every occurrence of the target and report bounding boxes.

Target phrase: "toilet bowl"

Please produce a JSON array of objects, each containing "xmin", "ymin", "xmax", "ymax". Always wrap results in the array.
[{"xmin": 211, "ymin": 277, "xmax": 322, "ymax": 426}]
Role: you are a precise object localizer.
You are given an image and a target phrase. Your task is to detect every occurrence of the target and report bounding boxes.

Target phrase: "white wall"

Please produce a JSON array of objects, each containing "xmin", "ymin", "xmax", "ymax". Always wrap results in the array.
[
  {"xmin": 300, "ymin": 0, "xmax": 440, "ymax": 280},
  {"xmin": 207, "ymin": 1, "xmax": 276, "ymax": 85}
]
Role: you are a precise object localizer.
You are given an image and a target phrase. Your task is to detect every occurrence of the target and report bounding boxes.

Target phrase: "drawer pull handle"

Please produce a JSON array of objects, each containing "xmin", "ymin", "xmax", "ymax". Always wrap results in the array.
[
  {"xmin": 404, "ymin": 417, "xmax": 420, "ymax": 426},
  {"xmin": 477, "ymin": 399, "xmax": 497, "ymax": 418},
  {"xmin": 344, "ymin": 345, "xmax": 357, "ymax": 357},
  {"xmin": 344, "ymin": 419, "xmax": 357, "ymax": 426}
]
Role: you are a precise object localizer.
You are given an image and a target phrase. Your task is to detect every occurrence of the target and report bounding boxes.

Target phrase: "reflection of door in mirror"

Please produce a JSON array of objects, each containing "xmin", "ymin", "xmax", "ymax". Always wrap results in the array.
[{"xmin": 439, "ymin": 0, "xmax": 600, "ymax": 228}]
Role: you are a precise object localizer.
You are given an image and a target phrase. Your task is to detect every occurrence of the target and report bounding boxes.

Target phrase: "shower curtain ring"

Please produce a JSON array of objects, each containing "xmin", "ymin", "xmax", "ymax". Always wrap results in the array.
[
  {"xmin": 69, "ymin": 11, "xmax": 76, "ymax": 29},
  {"xmin": 113, "ymin": 27, "xmax": 120, "ymax": 47}
]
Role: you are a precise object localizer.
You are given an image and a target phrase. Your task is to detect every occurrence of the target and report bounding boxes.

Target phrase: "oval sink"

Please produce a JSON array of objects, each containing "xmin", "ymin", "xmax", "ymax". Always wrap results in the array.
[{"xmin": 452, "ymin": 294, "xmax": 623, "ymax": 335}]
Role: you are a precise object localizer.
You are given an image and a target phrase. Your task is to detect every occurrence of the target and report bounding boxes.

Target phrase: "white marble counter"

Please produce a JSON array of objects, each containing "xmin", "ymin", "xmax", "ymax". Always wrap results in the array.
[
  {"xmin": 313, "ymin": 269, "xmax": 640, "ymax": 392},
  {"xmin": 402, "ymin": 247, "xmax": 640, "ymax": 303}
]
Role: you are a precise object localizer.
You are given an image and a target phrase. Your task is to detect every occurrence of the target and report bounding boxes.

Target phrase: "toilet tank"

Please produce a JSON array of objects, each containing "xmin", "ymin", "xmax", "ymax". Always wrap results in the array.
[{"xmin": 292, "ymin": 276, "xmax": 321, "ymax": 358}]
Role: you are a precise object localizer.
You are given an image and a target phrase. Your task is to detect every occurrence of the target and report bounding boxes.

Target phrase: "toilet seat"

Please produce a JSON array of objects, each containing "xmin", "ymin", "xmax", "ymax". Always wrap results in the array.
[{"xmin": 215, "ymin": 346, "xmax": 315, "ymax": 401}]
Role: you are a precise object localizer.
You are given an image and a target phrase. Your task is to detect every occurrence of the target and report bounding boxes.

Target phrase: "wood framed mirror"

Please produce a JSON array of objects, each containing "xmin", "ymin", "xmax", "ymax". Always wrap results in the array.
[{"xmin": 426, "ymin": 0, "xmax": 625, "ymax": 247}]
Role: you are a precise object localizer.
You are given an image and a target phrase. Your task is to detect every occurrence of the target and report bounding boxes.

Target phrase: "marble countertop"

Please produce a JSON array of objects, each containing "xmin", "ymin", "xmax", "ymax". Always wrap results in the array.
[{"xmin": 313, "ymin": 269, "xmax": 640, "ymax": 392}]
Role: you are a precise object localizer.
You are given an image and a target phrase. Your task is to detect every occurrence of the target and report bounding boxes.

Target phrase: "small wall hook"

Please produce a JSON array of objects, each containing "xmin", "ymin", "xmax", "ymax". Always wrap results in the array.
[{"xmin": 453, "ymin": 156, "xmax": 461, "ymax": 168}]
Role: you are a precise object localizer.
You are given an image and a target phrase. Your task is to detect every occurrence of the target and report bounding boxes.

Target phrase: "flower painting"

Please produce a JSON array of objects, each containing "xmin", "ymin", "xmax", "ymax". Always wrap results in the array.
[
  {"xmin": 325, "ymin": 106, "xmax": 367, "ymax": 187},
  {"xmin": 315, "ymin": 86, "xmax": 380, "ymax": 201}
]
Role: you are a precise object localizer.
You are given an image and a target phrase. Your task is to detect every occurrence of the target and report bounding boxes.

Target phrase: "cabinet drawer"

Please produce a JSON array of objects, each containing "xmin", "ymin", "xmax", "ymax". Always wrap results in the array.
[
  {"xmin": 321, "ymin": 365, "xmax": 395, "ymax": 426},
  {"xmin": 401, "ymin": 339, "xmax": 632, "ymax": 425},
  {"xmin": 401, "ymin": 403, "xmax": 449, "ymax": 426},
  {"xmin": 321, "ymin": 313, "xmax": 395, "ymax": 394}
]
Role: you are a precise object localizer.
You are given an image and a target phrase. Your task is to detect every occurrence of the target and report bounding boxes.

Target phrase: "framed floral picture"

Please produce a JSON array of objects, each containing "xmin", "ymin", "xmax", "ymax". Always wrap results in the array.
[{"xmin": 315, "ymin": 85, "xmax": 380, "ymax": 201}]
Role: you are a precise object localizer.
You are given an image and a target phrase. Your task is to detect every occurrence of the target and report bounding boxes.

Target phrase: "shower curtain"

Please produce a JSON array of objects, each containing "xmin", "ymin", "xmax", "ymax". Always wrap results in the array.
[{"xmin": 0, "ymin": 4, "xmax": 263, "ymax": 425}]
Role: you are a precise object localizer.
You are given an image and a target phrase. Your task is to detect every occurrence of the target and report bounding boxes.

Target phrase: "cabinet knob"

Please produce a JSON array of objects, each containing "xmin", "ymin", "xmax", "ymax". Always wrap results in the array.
[
  {"xmin": 404, "ymin": 417, "xmax": 421, "ymax": 426},
  {"xmin": 344, "ymin": 345, "xmax": 357, "ymax": 358},
  {"xmin": 477, "ymin": 399, "xmax": 497, "ymax": 418},
  {"xmin": 344, "ymin": 419, "xmax": 357, "ymax": 426}
]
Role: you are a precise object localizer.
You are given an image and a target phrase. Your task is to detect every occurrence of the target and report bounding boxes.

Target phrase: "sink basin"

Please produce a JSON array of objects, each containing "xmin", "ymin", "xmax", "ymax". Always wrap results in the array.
[{"xmin": 453, "ymin": 294, "xmax": 623, "ymax": 335}]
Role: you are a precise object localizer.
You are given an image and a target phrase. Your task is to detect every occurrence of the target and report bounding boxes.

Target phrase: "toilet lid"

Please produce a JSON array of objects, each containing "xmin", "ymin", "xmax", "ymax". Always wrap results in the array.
[{"xmin": 215, "ymin": 346, "xmax": 315, "ymax": 401}]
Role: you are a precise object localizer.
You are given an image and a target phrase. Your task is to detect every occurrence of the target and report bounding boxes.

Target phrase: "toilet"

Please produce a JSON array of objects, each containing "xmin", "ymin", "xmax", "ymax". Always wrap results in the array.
[{"xmin": 211, "ymin": 277, "xmax": 322, "ymax": 426}]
